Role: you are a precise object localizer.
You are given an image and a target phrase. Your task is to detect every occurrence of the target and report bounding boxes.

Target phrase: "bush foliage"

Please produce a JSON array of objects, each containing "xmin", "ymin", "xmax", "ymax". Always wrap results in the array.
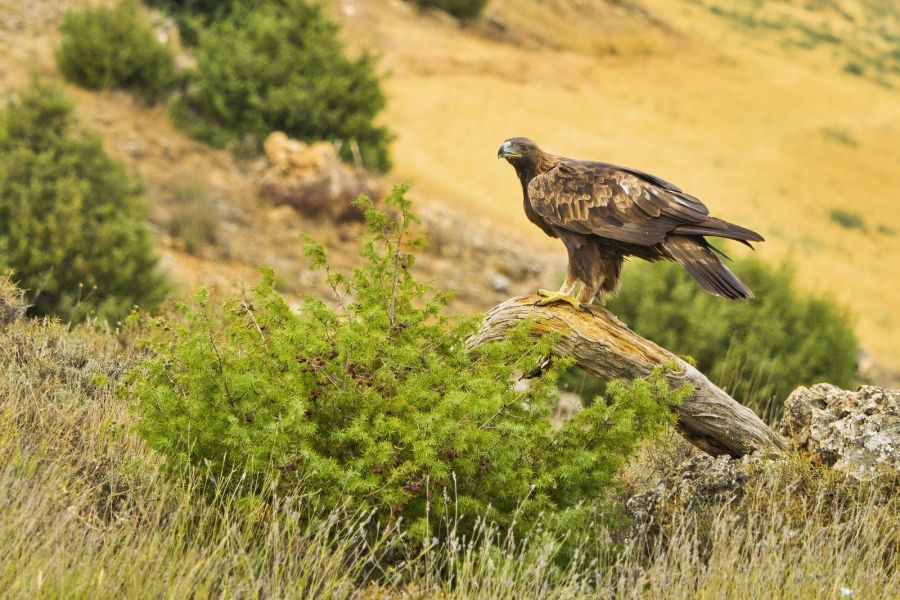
[
  {"xmin": 0, "ymin": 81, "xmax": 169, "ymax": 323},
  {"xmin": 603, "ymin": 257, "xmax": 857, "ymax": 422},
  {"xmin": 406, "ymin": 0, "xmax": 490, "ymax": 20},
  {"xmin": 173, "ymin": 0, "xmax": 391, "ymax": 171},
  {"xmin": 142, "ymin": 0, "xmax": 236, "ymax": 45},
  {"xmin": 131, "ymin": 185, "xmax": 682, "ymax": 543},
  {"xmin": 143, "ymin": 0, "xmax": 233, "ymax": 15},
  {"xmin": 57, "ymin": 0, "xmax": 176, "ymax": 103},
  {"xmin": 830, "ymin": 208, "xmax": 866, "ymax": 231}
]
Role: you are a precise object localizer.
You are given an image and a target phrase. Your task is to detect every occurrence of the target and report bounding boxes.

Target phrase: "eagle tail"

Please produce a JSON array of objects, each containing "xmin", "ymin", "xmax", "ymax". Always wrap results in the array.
[
  {"xmin": 663, "ymin": 236, "xmax": 754, "ymax": 300},
  {"xmin": 671, "ymin": 217, "xmax": 764, "ymax": 248}
]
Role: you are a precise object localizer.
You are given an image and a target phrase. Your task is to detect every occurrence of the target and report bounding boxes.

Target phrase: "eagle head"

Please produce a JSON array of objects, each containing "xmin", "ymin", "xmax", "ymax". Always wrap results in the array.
[{"xmin": 498, "ymin": 137, "xmax": 539, "ymax": 163}]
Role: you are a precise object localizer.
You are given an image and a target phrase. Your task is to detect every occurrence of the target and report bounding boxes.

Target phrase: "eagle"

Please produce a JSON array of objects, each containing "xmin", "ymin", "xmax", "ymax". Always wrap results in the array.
[{"xmin": 498, "ymin": 137, "xmax": 763, "ymax": 309}]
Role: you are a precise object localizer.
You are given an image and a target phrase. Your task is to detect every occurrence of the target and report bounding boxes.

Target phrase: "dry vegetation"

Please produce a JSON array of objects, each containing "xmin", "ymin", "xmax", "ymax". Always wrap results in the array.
[{"xmin": 1, "ymin": 279, "xmax": 896, "ymax": 598}]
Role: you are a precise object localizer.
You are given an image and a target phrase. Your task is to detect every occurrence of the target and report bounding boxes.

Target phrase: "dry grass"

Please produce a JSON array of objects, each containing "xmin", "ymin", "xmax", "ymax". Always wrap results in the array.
[{"xmin": 1, "ymin": 296, "xmax": 896, "ymax": 598}]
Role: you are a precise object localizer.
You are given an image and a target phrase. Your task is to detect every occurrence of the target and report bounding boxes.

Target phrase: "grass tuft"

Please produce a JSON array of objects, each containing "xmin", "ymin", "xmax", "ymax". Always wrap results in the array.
[{"xmin": 830, "ymin": 208, "xmax": 867, "ymax": 231}]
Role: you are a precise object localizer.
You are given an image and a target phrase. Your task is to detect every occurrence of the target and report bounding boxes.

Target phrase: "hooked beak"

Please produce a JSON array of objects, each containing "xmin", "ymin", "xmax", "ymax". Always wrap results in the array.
[{"xmin": 498, "ymin": 141, "xmax": 520, "ymax": 159}]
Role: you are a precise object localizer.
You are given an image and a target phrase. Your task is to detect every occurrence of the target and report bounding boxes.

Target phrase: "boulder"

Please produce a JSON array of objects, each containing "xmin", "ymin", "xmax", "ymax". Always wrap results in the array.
[
  {"xmin": 626, "ymin": 453, "xmax": 765, "ymax": 528},
  {"xmin": 258, "ymin": 132, "xmax": 380, "ymax": 222},
  {"xmin": 626, "ymin": 384, "xmax": 899, "ymax": 529},
  {"xmin": 780, "ymin": 384, "xmax": 899, "ymax": 480}
]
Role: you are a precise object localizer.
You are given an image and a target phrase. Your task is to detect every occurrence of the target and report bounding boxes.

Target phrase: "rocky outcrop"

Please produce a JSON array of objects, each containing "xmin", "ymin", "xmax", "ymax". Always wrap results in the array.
[
  {"xmin": 626, "ymin": 453, "xmax": 765, "ymax": 528},
  {"xmin": 780, "ymin": 384, "xmax": 899, "ymax": 480},
  {"xmin": 626, "ymin": 384, "xmax": 899, "ymax": 529},
  {"xmin": 258, "ymin": 132, "xmax": 380, "ymax": 222}
]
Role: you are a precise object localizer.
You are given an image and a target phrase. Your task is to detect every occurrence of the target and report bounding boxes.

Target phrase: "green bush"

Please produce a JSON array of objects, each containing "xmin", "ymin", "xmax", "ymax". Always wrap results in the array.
[
  {"xmin": 830, "ymin": 208, "xmax": 866, "ymax": 231},
  {"xmin": 0, "ymin": 80, "xmax": 169, "ymax": 323},
  {"xmin": 142, "ymin": 0, "xmax": 236, "ymax": 45},
  {"xmin": 143, "ymin": 0, "xmax": 234, "ymax": 15},
  {"xmin": 57, "ymin": 0, "xmax": 176, "ymax": 103},
  {"xmin": 130, "ymin": 185, "xmax": 682, "ymax": 545},
  {"xmin": 597, "ymin": 257, "xmax": 857, "ymax": 422},
  {"xmin": 173, "ymin": 0, "xmax": 391, "ymax": 171},
  {"xmin": 406, "ymin": 0, "xmax": 490, "ymax": 20}
]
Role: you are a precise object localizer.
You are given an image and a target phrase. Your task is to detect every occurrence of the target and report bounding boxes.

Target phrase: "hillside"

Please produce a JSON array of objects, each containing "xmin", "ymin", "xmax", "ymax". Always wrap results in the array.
[
  {"xmin": 331, "ymin": 0, "xmax": 900, "ymax": 373},
  {"xmin": 0, "ymin": 0, "xmax": 897, "ymax": 377},
  {"xmin": 1, "ymin": 2, "xmax": 898, "ymax": 596}
]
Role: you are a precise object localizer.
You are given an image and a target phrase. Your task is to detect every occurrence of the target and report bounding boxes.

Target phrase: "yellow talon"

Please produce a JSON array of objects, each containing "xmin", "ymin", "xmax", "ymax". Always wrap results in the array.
[{"xmin": 535, "ymin": 289, "xmax": 581, "ymax": 310}]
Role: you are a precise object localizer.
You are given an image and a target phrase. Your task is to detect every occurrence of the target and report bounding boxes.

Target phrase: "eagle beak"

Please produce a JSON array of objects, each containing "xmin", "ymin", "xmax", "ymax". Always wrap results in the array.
[{"xmin": 498, "ymin": 142, "xmax": 519, "ymax": 159}]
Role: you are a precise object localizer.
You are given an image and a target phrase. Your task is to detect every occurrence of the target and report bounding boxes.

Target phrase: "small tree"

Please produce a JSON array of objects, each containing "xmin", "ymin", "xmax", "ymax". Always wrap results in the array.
[
  {"xmin": 173, "ymin": 0, "xmax": 391, "ymax": 171},
  {"xmin": 57, "ymin": 0, "xmax": 176, "ymax": 103},
  {"xmin": 0, "ymin": 81, "xmax": 169, "ymax": 322},
  {"xmin": 131, "ymin": 185, "xmax": 682, "ymax": 546}
]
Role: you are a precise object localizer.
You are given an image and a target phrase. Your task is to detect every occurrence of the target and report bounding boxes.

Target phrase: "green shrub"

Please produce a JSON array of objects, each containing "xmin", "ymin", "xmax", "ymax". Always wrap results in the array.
[
  {"xmin": 130, "ymin": 185, "xmax": 682, "ymax": 546},
  {"xmin": 406, "ymin": 0, "xmax": 490, "ymax": 20},
  {"xmin": 143, "ymin": 0, "xmax": 234, "ymax": 15},
  {"xmin": 0, "ymin": 80, "xmax": 169, "ymax": 323},
  {"xmin": 142, "ymin": 0, "xmax": 236, "ymax": 45},
  {"xmin": 585, "ymin": 257, "xmax": 856, "ymax": 422},
  {"xmin": 57, "ymin": 0, "xmax": 176, "ymax": 103},
  {"xmin": 173, "ymin": 0, "xmax": 391, "ymax": 171},
  {"xmin": 830, "ymin": 208, "xmax": 866, "ymax": 231},
  {"xmin": 843, "ymin": 61, "xmax": 864, "ymax": 76}
]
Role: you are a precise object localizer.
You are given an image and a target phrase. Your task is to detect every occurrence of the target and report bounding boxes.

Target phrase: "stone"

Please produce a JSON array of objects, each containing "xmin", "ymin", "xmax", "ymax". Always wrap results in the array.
[
  {"xmin": 626, "ymin": 452, "xmax": 765, "ymax": 528},
  {"xmin": 258, "ymin": 132, "xmax": 380, "ymax": 222},
  {"xmin": 626, "ymin": 384, "xmax": 900, "ymax": 531},
  {"xmin": 780, "ymin": 384, "xmax": 899, "ymax": 480},
  {"xmin": 487, "ymin": 271, "xmax": 511, "ymax": 293}
]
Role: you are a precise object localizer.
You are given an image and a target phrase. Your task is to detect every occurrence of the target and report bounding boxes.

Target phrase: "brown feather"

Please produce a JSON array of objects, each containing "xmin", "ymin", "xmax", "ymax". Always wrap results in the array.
[{"xmin": 500, "ymin": 137, "xmax": 763, "ymax": 302}]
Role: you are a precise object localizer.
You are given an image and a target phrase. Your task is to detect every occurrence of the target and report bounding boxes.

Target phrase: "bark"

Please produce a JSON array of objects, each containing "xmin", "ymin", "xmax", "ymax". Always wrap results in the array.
[{"xmin": 467, "ymin": 296, "xmax": 786, "ymax": 457}]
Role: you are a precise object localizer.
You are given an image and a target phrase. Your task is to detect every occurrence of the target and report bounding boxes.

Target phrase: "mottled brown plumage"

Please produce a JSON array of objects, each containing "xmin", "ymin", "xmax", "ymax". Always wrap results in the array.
[{"xmin": 498, "ymin": 137, "xmax": 763, "ymax": 303}]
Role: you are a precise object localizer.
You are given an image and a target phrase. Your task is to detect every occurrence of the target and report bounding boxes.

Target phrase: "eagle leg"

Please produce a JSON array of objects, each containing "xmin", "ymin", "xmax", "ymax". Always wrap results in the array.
[{"xmin": 535, "ymin": 289, "xmax": 581, "ymax": 310}]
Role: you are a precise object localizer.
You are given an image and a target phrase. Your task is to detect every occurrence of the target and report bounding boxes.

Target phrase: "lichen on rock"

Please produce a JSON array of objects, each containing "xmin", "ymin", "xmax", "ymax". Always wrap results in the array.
[
  {"xmin": 626, "ymin": 384, "xmax": 899, "ymax": 532},
  {"xmin": 780, "ymin": 384, "xmax": 899, "ymax": 480}
]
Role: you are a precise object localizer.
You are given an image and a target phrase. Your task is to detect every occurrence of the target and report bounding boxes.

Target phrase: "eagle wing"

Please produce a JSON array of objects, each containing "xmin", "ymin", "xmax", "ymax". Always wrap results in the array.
[{"xmin": 527, "ymin": 160, "xmax": 715, "ymax": 246}]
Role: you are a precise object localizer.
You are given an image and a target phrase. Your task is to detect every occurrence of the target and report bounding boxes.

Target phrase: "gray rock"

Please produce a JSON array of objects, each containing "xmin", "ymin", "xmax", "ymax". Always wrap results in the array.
[
  {"xmin": 780, "ymin": 384, "xmax": 899, "ymax": 480},
  {"xmin": 487, "ymin": 271, "xmax": 511, "ymax": 294},
  {"xmin": 626, "ymin": 453, "xmax": 765, "ymax": 527},
  {"xmin": 626, "ymin": 384, "xmax": 900, "ymax": 529}
]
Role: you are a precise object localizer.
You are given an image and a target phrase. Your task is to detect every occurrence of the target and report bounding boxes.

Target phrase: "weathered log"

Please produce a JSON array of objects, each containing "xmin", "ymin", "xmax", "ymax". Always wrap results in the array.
[{"xmin": 466, "ymin": 296, "xmax": 786, "ymax": 457}]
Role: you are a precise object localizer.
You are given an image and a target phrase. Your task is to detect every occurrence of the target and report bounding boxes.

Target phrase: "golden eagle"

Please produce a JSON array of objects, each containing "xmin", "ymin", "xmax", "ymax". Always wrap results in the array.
[{"xmin": 498, "ymin": 137, "xmax": 763, "ymax": 309}]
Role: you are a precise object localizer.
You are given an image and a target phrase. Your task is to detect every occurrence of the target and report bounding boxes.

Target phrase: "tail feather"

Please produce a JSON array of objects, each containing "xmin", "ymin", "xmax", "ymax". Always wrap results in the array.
[
  {"xmin": 663, "ymin": 235, "xmax": 754, "ymax": 300},
  {"xmin": 672, "ymin": 217, "xmax": 764, "ymax": 248}
]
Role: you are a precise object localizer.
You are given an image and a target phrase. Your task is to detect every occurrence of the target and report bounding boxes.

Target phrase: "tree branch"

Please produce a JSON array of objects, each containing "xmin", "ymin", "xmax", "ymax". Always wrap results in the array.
[{"xmin": 466, "ymin": 296, "xmax": 786, "ymax": 458}]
